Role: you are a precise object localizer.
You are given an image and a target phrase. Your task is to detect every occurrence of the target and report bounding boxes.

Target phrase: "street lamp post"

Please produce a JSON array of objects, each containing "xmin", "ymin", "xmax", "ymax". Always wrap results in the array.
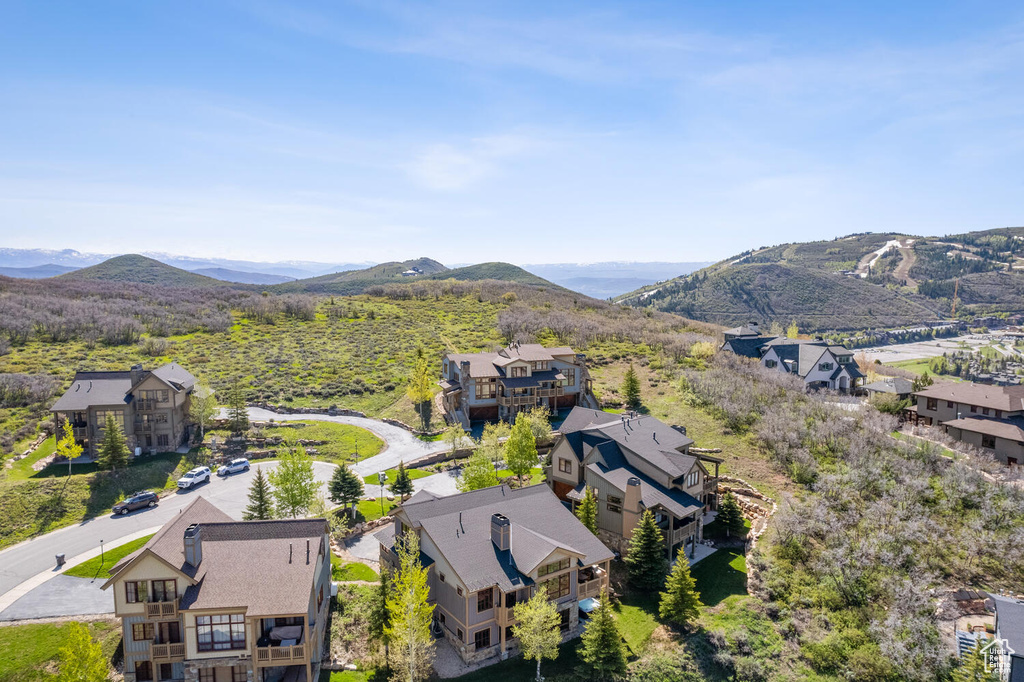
[
  {"xmin": 378, "ymin": 472, "xmax": 388, "ymax": 518},
  {"xmin": 99, "ymin": 539, "xmax": 104, "ymax": 567}
]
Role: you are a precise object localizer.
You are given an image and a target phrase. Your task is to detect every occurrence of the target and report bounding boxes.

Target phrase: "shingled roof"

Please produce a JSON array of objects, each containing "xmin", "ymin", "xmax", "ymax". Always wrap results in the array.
[
  {"xmin": 445, "ymin": 344, "xmax": 578, "ymax": 380},
  {"xmin": 914, "ymin": 382, "xmax": 1024, "ymax": 412},
  {"xmin": 385, "ymin": 484, "xmax": 613, "ymax": 593},
  {"xmin": 51, "ymin": 363, "xmax": 196, "ymax": 412}
]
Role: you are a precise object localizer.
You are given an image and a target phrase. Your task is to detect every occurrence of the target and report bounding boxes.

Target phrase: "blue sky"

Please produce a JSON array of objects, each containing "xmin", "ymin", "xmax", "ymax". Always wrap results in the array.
[{"xmin": 0, "ymin": 1, "xmax": 1022, "ymax": 264}]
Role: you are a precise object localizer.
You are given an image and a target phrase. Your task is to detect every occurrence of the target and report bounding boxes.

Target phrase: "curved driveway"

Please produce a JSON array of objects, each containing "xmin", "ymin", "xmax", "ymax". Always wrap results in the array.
[{"xmin": 0, "ymin": 408, "xmax": 450, "ymax": 609}]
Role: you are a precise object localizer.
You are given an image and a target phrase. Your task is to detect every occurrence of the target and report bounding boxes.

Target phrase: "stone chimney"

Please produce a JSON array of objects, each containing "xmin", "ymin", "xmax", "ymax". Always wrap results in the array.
[
  {"xmin": 184, "ymin": 524, "xmax": 202, "ymax": 567},
  {"xmin": 130, "ymin": 363, "xmax": 144, "ymax": 387},
  {"xmin": 622, "ymin": 477, "xmax": 643, "ymax": 540},
  {"xmin": 490, "ymin": 513, "xmax": 510, "ymax": 551}
]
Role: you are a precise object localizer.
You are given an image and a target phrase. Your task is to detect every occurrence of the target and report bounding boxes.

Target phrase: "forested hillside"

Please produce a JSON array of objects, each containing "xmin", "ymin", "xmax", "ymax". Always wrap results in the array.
[{"xmin": 618, "ymin": 227, "xmax": 1024, "ymax": 331}]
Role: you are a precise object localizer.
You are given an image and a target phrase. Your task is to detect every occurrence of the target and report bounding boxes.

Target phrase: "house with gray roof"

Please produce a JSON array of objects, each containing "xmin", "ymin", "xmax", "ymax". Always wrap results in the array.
[
  {"xmin": 862, "ymin": 377, "xmax": 915, "ymax": 401},
  {"xmin": 102, "ymin": 497, "xmax": 331, "ymax": 682},
  {"xmin": 913, "ymin": 382, "xmax": 1024, "ymax": 466},
  {"xmin": 375, "ymin": 484, "xmax": 613, "ymax": 664},
  {"xmin": 992, "ymin": 595, "xmax": 1024, "ymax": 680},
  {"xmin": 440, "ymin": 343, "xmax": 595, "ymax": 424},
  {"xmin": 51, "ymin": 362, "xmax": 196, "ymax": 458},
  {"xmin": 759, "ymin": 339, "xmax": 864, "ymax": 393},
  {"xmin": 547, "ymin": 407, "xmax": 721, "ymax": 559}
]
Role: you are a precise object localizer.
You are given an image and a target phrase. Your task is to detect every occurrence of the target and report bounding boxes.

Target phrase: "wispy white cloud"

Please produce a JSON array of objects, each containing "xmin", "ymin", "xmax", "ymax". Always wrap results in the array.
[{"xmin": 402, "ymin": 134, "xmax": 543, "ymax": 190}]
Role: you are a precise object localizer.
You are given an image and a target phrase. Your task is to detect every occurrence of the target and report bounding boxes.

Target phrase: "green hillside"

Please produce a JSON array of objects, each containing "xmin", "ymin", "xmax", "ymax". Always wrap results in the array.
[
  {"xmin": 58, "ymin": 254, "xmax": 228, "ymax": 287},
  {"xmin": 427, "ymin": 262, "xmax": 558, "ymax": 287},
  {"xmin": 617, "ymin": 227, "xmax": 1024, "ymax": 331},
  {"xmin": 270, "ymin": 257, "xmax": 448, "ymax": 294}
]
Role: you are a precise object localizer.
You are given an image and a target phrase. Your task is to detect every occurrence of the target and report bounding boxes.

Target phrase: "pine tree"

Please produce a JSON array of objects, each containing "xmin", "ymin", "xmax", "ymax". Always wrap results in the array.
[
  {"xmin": 226, "ymin": 379, "xmax": 249, "ymax": 433},
  {"xmin": 505, "ymin": 417, "xmax": 538, "ymax": 485},
  {"xmin": 716, "ymin": 492, "xmax": 745, "ymax": 538},
  {"xmin": 243, "ymin": 466, "xmax": 274, "ymax": 520},
  {"xmin": 579, "ymin": 587, "xmax": 628, "ymax": 680},
  {"xmin": 659, "ymin": 549, "xmax": 703, "ymax": 628},
  {"xmin": 512, "ymin": 584, "xmax": 561, "ymax": 682},
  {"xmin": 329, "ymin": 463, "xmax": 365, "ymax": 519},
  {"xmin": 56, "ymin": 622, "xmax": 108, "ymax": 682},
  {"xmin": 622, "ymin": 363, "xmax": 641, "ymax": 409},
  {"xmin": 268, "ymin": 448, "xmax": 317, "ymax": 518},
  {"xmin": 406, "ymin": 349, "xmax": 433, "ymax": 431},
  {"xmin": 97, "ymin": 415, "xmax": 129, "ymax": 471},
  {"xmin": 575, "ymin": 486, "xmax": 598, "ymax": 535},
  {"xmin": 952, "ymin": 639, "xmax": 1001, "ymax": 682},
  {"xmin": 55, "ymin": 418, "xmax": 84, "ymax": 478},
  {"xmin": 390, "ymin": 461, "xmax": 414, "ymax": 499},
  {"xmin": 370, "ymin": 565, "xmax": 392, "ymax": 643},
  {"xmin": 625, "ymin": 510, "xmax": 667, "ymax": 590},
  {"xmin": 457, "ymin": 449, "xmax": 499, "ymax": 492},
  {"xmin": 385, "ymin": 531, "xmax": 435, "ymax": 682}
]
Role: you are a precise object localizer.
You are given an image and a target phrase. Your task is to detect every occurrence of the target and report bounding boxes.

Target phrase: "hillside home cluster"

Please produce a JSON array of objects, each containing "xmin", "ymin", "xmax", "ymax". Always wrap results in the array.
[
  {"xmin": 376, "ymin": 484, "xmax": 613, "ymax": 664},
  {"xmin": 50, "ymin": 363, "xmax": 196, "ymax": 457},
  {"xmin": 103, "ymin": 498, "xmax": 331, "ymax": 682},
  {"xmin": 721, "ymin": 324, "xmax": 864, "ymax": 393},
  {"xmin": 912, "ymin": 382, "xmax": 1024, "ymax": 466},
  {"xmin": 440, "ymin": 343, "xmax": 595, "ymax": 423},
  {"xmin": 548, "ymin": 407, "xmax": 721, "ymax": 558}
]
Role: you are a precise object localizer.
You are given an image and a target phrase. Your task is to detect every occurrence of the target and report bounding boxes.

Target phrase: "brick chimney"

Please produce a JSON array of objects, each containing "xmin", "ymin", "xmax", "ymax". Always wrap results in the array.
[
  {"xmin": 183, "ymin": 524, "xmax": 202, "ymax": 567},
  {"xmin": 490, "ymin": 513, "xmax": 510, "ymax": 551}
]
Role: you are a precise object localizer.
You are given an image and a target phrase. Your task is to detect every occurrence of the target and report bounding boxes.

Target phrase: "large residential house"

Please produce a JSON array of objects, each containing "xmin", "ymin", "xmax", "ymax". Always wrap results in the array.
[
  {"xmin": 991, "ymin": 595, "xmax": 1024, "ymax": 681},
  {"xmin": 758, "ymin": 339, "xmax": 865, "ymax": 393},
  {"xmin": 103, "ymin": 498, "xmax": 331, "ymax": 682},
  {"xmin": 547, "ymin": 407, "xmax": 721, "ymax": 560},
  {"xmin": 51, "ymin": 363, "xmax": 196, "ymax": 457},
  {"xmin": 912, "ymin": 382, "xmax": 1024, "ymax": 466},
  {"xmin": 440, "ymin": 343, "xmax": 595, "ymax": 423},
  {"xmin": 376, "ymin": 484, "xmax": 614, "ymax": 664}
]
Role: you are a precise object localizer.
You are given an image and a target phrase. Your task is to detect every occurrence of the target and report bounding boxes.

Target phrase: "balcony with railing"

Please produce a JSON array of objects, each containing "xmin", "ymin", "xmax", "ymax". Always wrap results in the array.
[
  {"xmin": 577, "ymin": 566, "xmax": 607, "ymax": 600},
  {"xmin": 135, "ymin": 399, "xmax": 157, "ymax": 412},
  {"xmin": 255, "ymin": 620, "xmax": 307, "ymax": 667},
  {"xmin": 145, "ymin": 599, "xmax": 179, "ymax": 619},
  {"xmin": 669, "ymin": 521, "xmax": 698, "ymax": 546},
  {"xmin": 151, "ymin": 641, "xmax": 185, "ymax": 662}
]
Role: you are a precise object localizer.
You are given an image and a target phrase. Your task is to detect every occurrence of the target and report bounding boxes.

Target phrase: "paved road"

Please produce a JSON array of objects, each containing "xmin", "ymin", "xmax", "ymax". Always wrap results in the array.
[{"xmin": 0, "ymin": 409, "xmax": 451, "ymax": 609}]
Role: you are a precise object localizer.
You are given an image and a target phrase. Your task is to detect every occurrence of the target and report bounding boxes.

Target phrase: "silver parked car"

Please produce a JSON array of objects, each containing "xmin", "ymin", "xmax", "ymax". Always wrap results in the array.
[{"xmin": 217, "ymin": 458, "xmax": 250, "ymax": 476}]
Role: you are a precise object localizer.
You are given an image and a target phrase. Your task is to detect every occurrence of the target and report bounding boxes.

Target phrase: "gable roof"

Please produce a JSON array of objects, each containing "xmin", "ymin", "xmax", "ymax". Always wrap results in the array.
[
  {"xmin": 396, "ymin": 484, "xmax": 613, "ymax": 593},
  {"xmin": 587, "ymin": 463, "xmax": 703, "ymax": 519},
  {"xmin": 51, "ymin": 363, "xmax": 195, "ymax": 412},
  {"xmin": 863, "ymin": 377, "xmax": 915, "ymax": 395},
  {"xmin": 722, "ymin": 336, "xmax": 776, "ymax": 359},
  {"xmin": 445, "ymin": 344, "xmax": 578, "ymax": 380},
  {"xmin": 142, "ymin": 363, "xmax": 196, "ymax": 392},
  {"xmin": 104, "ymin": 497, "xmax": 327, "ymax": 617},
  {"xmin": 914, "ymin": 382, "xmax": 1024, "ymax": 412},
  {"xmin": 943, "ymin": 416, "xmax": 1024, "ymax": 442},
  {"xmin": 723, "ymin": 325, "xmax": 762, "ymax": 337}
]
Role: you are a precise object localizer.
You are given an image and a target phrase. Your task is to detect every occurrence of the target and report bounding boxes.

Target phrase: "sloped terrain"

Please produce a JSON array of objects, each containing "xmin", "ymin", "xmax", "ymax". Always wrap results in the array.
[{"xmin": 58, "ymin": 254, "xmax": 227, "ymax": 287}]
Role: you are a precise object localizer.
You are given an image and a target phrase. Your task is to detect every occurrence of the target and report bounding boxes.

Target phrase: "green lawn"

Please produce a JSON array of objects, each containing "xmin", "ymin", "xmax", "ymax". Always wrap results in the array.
[
  {"xmin": 495, "ymin": 467, "xmax": 544, "ymax": 485},
  {"xmin": 357, "ymin": 497, "xmax": 397, "ymax": 522},
  {"xmin": 209, "ymin": 421, "xmax": 384, "ymax": 466},
  {"xmin": 5, "ymin": 436, "xmax": 57, "ymax": 481},
  {"xmin": 334, "ymin": 562, "xmax": 379, "ymax": 582},
  {"xmin": 319, "ymin": 671, "xmax": 382, "ymax": 682},
  {"xmin": 64, "ymin": 533, "xmax": 155, "ymax": 579},
  {"xmin": 362, "ymin": 467, "xmax": 432, "ymax": 486},
  {"xmin": 691, "ymin": 550, "xmax": 748, "ymax": 606},
  {"xmin": 452, "ymin": 640, "xmax": 583, "ymax": 682},
  {"xmin": 886, "ymin": 358, "xmax": 933, "ymax": 375},
  {"xmin": 702, "ymin": 517, "xmax": 751, "ymax": 540},
  {"xmin": 0, "ymin": 619, "xmax": 122, "ymax": 682},
  {"xmin": 614, "ymin": 590, "xmax": 662, "ymax": 654}
]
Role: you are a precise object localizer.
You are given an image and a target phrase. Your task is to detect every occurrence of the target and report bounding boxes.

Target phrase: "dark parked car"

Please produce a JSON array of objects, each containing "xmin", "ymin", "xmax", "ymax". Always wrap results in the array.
[{"xmin": 113, "ymin": 491, "xmax": 159, "ymax": 515}]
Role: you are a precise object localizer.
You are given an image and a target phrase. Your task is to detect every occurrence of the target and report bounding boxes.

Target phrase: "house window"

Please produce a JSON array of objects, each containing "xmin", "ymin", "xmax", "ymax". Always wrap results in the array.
[
  {"xmin": 136, "ymin": 662, "xmax": 153, "ymax": 682},
  {"xmin": 608, "ymin": 495, "xmax": 622, "ymax": 505},
  {"xmin": 231, "ymin": 666, "xmax": 247, "ymax": 682},
  {"xmin": 155, "ymin": 413, "xmax": 168, "ymax": 424},
  {"xmin": 318, "ymin": 584, "xmax": 324, "ymax": 610},
  {"xmin": 151, "ymin": 580, "xmax": 175, "ymax": 603},
  {"xmin": 607, "ymin": 504, "xmax": 621, "ymax": 514},
  {"xmin": 537, "ymin": 558, "xmax": 570, "ymax": 577},
  {"xmin": 196, "ymin": 614, "xmax": 246, "ymax": 651},
  {"xmin": 926, "ymin": 398, "xmax": 937, "ymax": 411},
  {"xmin": 818, "ymin": 363, "xmax": 833, "ymax": 371},
  {"xmin": 510, "ymin": 366, "xmax": 527, "ymax": 378},
  {"xmin": 474, "ymin": 629, "xmax": 491, "ymax": 650},
  {"xmin": 539, "ymin": 573, "xmax": 571, "ymax": 600},
  {"xmin": 457, "ymin": 587, "xmax": 463, "ymax": 597},
  {"xmin": 476, "ymin": 379, "xmax": 496, "ymax": 399},
  {"xmin": 157, "ymin": 435, "xmax": 169, "ymax": 447},
  {"xmin": 558, "ymin": 458, "xmax": 571, "ymax": 474},
  {"xmin": 996, "ymin": 410, "xmax": 1003, "ymax": 418},
  {"xmin": 765, "ymin": 360, "xmax": 777, "ymax": 368},
  {"xmin": 159, "ymin": 390, "xmax": 169, "ymax": 403},
  {"xmin": 198, "ymin": 670, "xmax": 213, "ymax": 682},
  {"xmin": 947, "ymin": 401, "xmax": 954, "ymax": 408},
  {"xmin": 439, "ymin": 612, "xmax": 446, "ymax": 625},
  {"xmin": 125, "ymin": 581, "xmax": 148, "ymax": 604},
  {"xmin": 439, "ymin": 573, "xmax": 446, "ymax": 583},
  {"xmin": 505, "ymin": 626, "xmax": 515, "ymax": 642},
  {"xmin": 982, "ymin": 434, "xmax": 996, "ymax": 449},
  {"xmin": 563, "ymin": 368, "xmax": 576, "ymax": 386},
  {"xmin": 983, "ymin": 407, "xmax": 991, "ymax": 416},
  {"xmin": 837, "ymin": 355, "xmax": 850, "ymax": 364},
  {"xmin": 477, "ymin": 589, "xmax": 493, "ymax": 612},
  {"xmin": 970, "ymin": 405, "xmax": 977, "ymax": 413},
  {"xmin": 457, "ymin": 628, "xmax": 464, "ymax": 641},
  {"xmin": 159, "ymin": 664, "xmax": 174, "ymax": 681},
  {"xmin": 132, "ymin": 623, "xmax": 154, "ymax": 642}
]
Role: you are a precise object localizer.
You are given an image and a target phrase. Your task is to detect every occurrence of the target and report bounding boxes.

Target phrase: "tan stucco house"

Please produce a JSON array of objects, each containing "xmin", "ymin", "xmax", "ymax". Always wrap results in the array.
[
  {"xmin": 103, "ymin": 498, "xmax": 331, "ymax": 682},
  {"xmin": 913, "ymin": 382, "xmax": 1024, "ymax": 466}
]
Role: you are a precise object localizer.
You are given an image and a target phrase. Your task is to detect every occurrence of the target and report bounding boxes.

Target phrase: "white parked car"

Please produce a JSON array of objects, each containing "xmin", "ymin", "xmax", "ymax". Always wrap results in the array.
[
  {"xmin": 177, "ymin": 466, "xmax": 211, "ymax": 489},
  {"xmin": 217, "ymin": 458, "xmax": 250, "ymax": 476}
]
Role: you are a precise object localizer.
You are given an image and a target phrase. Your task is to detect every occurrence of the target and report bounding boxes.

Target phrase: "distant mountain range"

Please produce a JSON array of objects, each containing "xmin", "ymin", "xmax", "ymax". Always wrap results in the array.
[
  {"xmin": 0, "ymin": 248, "xmax": 710, "ymax": 294},
  {"xmin": 616, "ymin": 227, "xmax": 1024, "ymax": 332}
]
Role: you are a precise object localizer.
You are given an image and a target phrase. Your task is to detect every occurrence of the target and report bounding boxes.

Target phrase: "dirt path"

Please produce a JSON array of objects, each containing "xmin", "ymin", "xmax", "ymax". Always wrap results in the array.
[{"xmin": 892, "ymin": 243, "xmax": 918, "ymax": 287}]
